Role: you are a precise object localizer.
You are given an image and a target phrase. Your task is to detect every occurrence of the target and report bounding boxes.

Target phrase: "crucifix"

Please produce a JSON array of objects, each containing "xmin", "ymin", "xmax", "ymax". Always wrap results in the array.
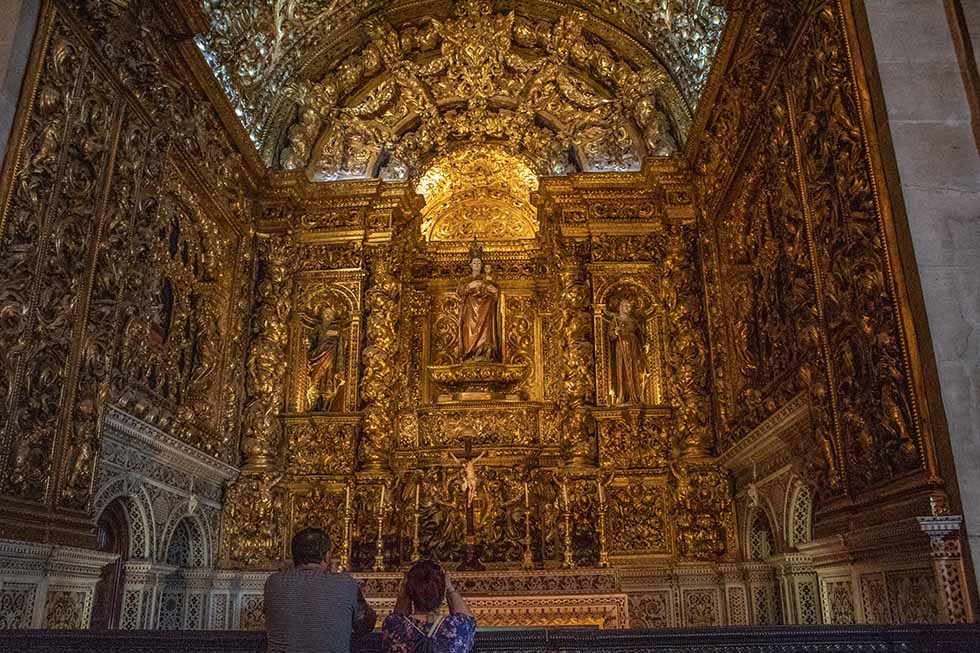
[{"xmin": 452, "ymin": 435, "xmax": 486, "ymax": 571}]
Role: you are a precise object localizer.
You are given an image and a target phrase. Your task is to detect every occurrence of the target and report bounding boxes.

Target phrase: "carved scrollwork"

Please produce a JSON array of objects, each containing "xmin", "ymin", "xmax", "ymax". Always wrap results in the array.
[
  {"xmin": 607, "ymin": 478, "xmax": 670, "ymax": 555},
  {"xmin": 222, "ymin": 471, "xmax": 285, "ymax": 565},
  {"xmin": 278, "ymin": 1, "xmax": 692, "ymax": 179}
]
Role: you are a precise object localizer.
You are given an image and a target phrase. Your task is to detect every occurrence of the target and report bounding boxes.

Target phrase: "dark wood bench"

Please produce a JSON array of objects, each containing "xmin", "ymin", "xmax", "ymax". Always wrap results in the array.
[{"xmin": 1, "ymin": 625, "xmax": 980, "ymax": 652}]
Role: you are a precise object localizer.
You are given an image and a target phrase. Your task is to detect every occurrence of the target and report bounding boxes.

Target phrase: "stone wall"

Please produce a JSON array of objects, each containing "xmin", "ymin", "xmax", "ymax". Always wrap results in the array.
[{"xmin": 0, "ymin": 0, "xmax": 40, "ymax": 157}]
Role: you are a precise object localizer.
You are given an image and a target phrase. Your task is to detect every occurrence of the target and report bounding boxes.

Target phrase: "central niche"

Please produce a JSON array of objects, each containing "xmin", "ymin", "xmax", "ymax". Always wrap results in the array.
[{"xmin": 417, "ymin": 146, "xmax": 539, "ymax": 241}]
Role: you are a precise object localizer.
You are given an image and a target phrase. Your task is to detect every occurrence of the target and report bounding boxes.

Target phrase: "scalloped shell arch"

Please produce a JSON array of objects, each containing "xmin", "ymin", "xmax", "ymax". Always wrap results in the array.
[{"xmin": 418, "ymin": 145, "xmax": 540, "ymax": 241}]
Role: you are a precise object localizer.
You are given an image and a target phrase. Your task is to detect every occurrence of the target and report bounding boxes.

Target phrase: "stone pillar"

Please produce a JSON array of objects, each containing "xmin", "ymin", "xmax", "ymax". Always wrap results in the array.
[
  {"xmin": 862, "ymin": 0, "xmax": 980, "ymax": 588},
  {"xmin": 743, "ymin": 561, "xmax": 780, "ymax": 625},
  {"xmin": 720, "ymin": 565, "xmax": 750, "ymax": 625},
  {"xmin": 919, "ymin": 515, "xmax": 974, "ymax": 623},
  {"xmin": 772, "ymin": 553, "xmax": 822, "ymax": 625},
  {"xmin": 0, "ymin": 538, "xmax": 118, "ymax": 628},
  {"xmin": 0, "ymin": 0, "xmax": 40, "ymax": 158}
]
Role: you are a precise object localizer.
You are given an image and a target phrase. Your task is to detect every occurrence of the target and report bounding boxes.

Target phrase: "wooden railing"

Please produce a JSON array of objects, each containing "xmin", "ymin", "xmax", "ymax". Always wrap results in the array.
[{"xmin": 1, "ymin": 625, "xmax": 980, "ymax": 652}]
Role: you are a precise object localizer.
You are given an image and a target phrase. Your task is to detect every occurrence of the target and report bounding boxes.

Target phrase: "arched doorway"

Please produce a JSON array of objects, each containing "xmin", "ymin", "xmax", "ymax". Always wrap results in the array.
[
  {"xmin": 158, "ymin": 516, "xmax": 208, "ymax": 630},
  {"xmin": 90, "ymin": 498, "xmax": 130, "ymax": 629}
]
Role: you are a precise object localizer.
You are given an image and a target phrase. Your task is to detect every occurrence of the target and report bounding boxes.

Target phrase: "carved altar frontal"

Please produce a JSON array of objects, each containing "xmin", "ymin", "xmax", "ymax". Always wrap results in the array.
[{"xmin": 359, "ymin": 569, "xmax": 629, "ymax": 628}]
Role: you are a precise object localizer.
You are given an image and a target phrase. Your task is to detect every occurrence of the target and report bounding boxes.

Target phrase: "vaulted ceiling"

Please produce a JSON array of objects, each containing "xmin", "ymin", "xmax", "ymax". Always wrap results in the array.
[{"xmin": 196, "ymin": 0, "xmax": 725, "ymax": 180}]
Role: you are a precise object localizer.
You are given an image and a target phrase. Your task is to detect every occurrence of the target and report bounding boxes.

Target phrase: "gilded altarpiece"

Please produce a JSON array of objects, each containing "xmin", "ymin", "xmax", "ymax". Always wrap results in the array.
[{"xmin": 219, "ymin": 162, "xmax": 737, "ymax": 585}]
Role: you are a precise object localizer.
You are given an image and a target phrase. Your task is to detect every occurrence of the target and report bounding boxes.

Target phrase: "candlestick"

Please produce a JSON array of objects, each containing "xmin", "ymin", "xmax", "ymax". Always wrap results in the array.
[
  {"xmin": 373, "ymin": 483, "xmax": 389, "ymax": 571},
  {"xmin": 522, "ymin": 479, "xmax": 533, "ymax": 569},
  {"xmin": 340, "ymin": 484, "xmax": 352, "ymax": 571},
  {"xmin": 598, "ymin": 478, "xmax": 606, "ymax": 505},
  {"xmin": 560, "ymin": 476, "xmax": 573, "ymax": 568},
  {"xmin": 598, "ymin": 508, "xmax": 609, "ymax": 568},
  {"xmin": 412, "ymin": 482, "xmax": 421, "ymax": 560}
]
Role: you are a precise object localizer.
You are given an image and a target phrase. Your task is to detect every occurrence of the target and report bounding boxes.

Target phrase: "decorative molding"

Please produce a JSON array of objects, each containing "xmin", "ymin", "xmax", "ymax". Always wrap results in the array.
[{"xmin": 103, "ymin": 407, "xmax": 238, "ymax": 485}]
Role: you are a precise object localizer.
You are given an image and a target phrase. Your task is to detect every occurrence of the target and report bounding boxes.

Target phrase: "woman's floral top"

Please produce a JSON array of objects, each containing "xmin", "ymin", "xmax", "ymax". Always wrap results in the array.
[{"xmin": 381, "ymin": 613, "xmax": 476, "ymax": 653}]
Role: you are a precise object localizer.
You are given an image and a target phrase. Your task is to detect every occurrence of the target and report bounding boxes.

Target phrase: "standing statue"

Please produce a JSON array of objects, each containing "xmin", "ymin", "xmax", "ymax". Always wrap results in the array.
[
  {"xmin": 303, "ymin": 305, "xmax": 346, "ymax": 412},
  {"xmin": 457, "ymin": 240, "xmax": 501, "ymax": 362},
  {"xmin": 606, "ymin": 299, "xmax": 645, "ymax": 405}
]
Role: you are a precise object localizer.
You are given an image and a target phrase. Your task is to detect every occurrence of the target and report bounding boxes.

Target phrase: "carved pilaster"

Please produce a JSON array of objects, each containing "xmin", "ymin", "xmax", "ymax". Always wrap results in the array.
[
  {"xmin": 918, "ymin": 515, "xmax": 973, "ymax": 623},
  {"xmin": 771, "ymin": 553, "xmax": 821, "ymax": 625}
]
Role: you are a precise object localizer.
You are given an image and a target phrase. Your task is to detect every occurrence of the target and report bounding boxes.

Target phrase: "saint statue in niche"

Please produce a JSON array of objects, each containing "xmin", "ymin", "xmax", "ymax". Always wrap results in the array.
[
  {"xmin": 606, "ymin": 298, "xmax": 645, "ymax": 405},
  {"xmin": 457, "ymin": 240, "xmax": 501, "ymax": 362},
  {"xmin": 302, "ymin": 304, "xmax": 346, "ymax": 412}
]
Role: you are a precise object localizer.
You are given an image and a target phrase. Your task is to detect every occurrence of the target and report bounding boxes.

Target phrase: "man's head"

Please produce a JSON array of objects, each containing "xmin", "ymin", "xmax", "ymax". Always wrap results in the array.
[
  {"xmin": 405, "ymin": 560, "xmax": 446, "ymax": 612},
  {"xmin": 291, "ymin": 527, "xmax": 332, "ymax": 566}
]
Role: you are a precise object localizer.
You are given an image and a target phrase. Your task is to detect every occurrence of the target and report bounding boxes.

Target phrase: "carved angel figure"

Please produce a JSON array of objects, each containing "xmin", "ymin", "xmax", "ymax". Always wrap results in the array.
[
  {"xmin": 302, "ymin": 305, "xmax": 346, "ymax": 412},
  {"xmin": 457, "ymin": 244, "xmax": 501, "ymax": 362},
  {"xmin": 605, "ymin": 299, "xmax": 645, "ymax": 405}
]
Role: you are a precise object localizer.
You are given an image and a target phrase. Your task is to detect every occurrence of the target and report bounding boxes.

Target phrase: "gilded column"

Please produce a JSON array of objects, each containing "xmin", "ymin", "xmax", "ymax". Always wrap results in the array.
[
  {"xmin": 662, "ymin": 225, "xmax": 714, "ymax": 461},
  {"xmin": 558, "ymin": 258, "xmax": 596, "ymax": 466},
  {"xmin": 239, "ymin": 236, "xmax": 294, "ymax": 470},
  {"xmin": 359, "ymin": 253, "xmax": 400, "ymax": 470}
]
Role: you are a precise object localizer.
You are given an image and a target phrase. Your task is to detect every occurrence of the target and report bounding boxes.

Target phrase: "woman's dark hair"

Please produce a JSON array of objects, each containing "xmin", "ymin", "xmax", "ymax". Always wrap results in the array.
[
  {"xmin": 406, "ymin": 560, "xmax": 446, "ymax": 612},
  {"xmin": 291, "ymin": 527, "xmax": 332, "ymax": 565}
]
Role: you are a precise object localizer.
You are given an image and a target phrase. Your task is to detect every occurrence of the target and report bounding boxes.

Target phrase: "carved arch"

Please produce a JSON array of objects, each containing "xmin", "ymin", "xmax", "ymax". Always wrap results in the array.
[
  {"xmin": 277, "ymin": 5, "xmax": 693, "ymax": 179},
  {"xmin": 786, "ymin": 479, "xmax": 814, "ymax": 549},
  {"xmin": 93, "ymin": 476, "xmax": 156, "ymax": 559},
  {"xmin": 162, "ymin": 513, "xmax": 209, "ymax": 568},
  {"xmin": 744, "ymin": 504, "xmax": 779, "ymax": 562}
]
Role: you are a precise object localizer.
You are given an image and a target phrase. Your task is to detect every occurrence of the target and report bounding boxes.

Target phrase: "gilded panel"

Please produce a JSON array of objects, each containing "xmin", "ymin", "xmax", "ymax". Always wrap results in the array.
[
  {"xmin": 606, "ymin": 477, "xmax": 670, "ymax": 557},
  {"xmin": 0, "ymin": 2, "xmax": 252, "ymax": 525},
  {"xmin": 288, "ymin": 484, "xmax": 347, "ymax": 558},
  {"xmin": 283, "ymin": 416, "xmax": 358, "ymax": 475}
]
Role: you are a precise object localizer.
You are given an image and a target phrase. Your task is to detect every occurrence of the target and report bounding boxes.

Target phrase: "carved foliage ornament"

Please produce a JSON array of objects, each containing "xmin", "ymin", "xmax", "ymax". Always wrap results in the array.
[
  {"xmin": 1, "ymin": 1, "xmax": 252, "ymax": 513},
  {"xmin": 278, "ymin": 0, "xmax": 698, "ymax": 179},
  {"xmin": 196, "ymin": 0, "xmax": 725, "ymax": 152},
  {"xmin": 697, "ymin": 0, "xmax": 923, "ymax": 498}
]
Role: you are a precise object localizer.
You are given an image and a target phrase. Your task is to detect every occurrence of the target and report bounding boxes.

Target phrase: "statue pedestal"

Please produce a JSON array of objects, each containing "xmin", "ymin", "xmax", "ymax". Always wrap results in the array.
[{"xmin": 428, "ymin": 362, "xmax": 529, "ymax": 403}]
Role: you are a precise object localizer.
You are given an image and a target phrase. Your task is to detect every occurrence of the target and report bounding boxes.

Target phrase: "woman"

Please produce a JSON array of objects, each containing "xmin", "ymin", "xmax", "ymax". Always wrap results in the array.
[{"xmin": 382, "ymin": 560, "xmax": 476, "ymax": 653}]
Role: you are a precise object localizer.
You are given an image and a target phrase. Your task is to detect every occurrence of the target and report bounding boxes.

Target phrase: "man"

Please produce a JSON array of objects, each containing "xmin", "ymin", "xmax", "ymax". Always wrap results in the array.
[{"xmin": 265, "ymin": 528, "xmax": 377, "ymax": 653}]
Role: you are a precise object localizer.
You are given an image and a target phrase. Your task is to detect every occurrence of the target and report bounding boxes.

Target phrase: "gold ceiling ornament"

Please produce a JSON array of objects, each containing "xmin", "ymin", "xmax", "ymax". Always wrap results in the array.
[
  {"xmin": 417, "ymin": 146, "xmax": 539, "ymax": 241},
  {"xmin": 195, "ymin": 1, "xmax": 725, "ymax": 152},
  {"xmin": 272, "ymin": 0, "xmax": 698, "ymax": 179}
]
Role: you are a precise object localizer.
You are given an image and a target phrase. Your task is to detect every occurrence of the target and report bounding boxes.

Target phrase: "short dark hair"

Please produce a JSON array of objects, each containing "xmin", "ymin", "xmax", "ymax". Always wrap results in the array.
[
  {"xmin": 406, "ymin": 560, "xmax": 446, "ymax": 612},
  {"xmin": 291, "ymin": 528, "xmax": 332, "ymax": 565}
]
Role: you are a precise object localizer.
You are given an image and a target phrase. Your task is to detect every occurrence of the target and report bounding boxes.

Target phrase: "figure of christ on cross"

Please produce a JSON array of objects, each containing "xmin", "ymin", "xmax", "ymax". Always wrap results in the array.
[{"xmin": 449, "ymin": 435, "xmax": 487, "ymax": 571}]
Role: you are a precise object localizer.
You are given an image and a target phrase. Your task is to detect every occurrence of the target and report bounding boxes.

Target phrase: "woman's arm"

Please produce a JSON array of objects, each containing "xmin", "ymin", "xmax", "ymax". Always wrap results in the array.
[
  {"xmin": 445, "ymin": 574, "xmax": 473, "ymax": 617},
  {"xmin": 393, "ymin": 577, "xmax": 412, "ymax": 615}
]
